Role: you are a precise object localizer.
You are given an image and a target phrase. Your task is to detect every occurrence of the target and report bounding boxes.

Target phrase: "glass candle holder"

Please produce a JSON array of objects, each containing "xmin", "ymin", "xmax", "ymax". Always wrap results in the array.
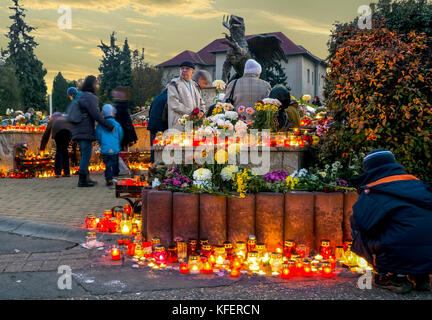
[
  {"xmin": 188, "ymin": 254, "xmax": 201, "ymax": 274},
  {"xmin": 104, "ymin": 210, "xmax": 112, "ymax": 219},
  {"xmin": 151, "ymin": 237, "xmax": 161, "ymax": 251},
  {"xmin": 295, "ymin": 244, "xmax": 309, "ymax": 258},
  {"xmin": 200, "ymin": 257, "xmax": 213, "ymax": 274},
  {"xmin": 223, "ymin": 241, "xmax": 234, "ymax": 259},
  {"xmin": 321, "ymin": 261, "xmax": 334, "ymax": 278},
  {"xmin": 111, "ymin": 245, "xmax": 121, "ymax": 261},
  {"xmin": 302, "ymin": 261, "xmax": 313, "ymax": 277},
  {"xmin": 177, "ymin": 241, "xmax": 187, "ymax": 263},
  {"xmin": 85, "ymin": 214, "xmax": 97, "ymax": 229},
  {"xmin": 142, "ymin": 241, "xmax": 153, "ymax": 259},
  {"xmin": 235, "ymin": 241, "xmax": 247, "ymax": 261},
  {"xmin": 284, "ymin": 240, "xmax": 296, "ymax": 258},
  {"xmin": 214, "ymin": 245, "xmax": 226, "ymax": 267},
  {"xmin": 247, "ymin": 235, "xmax": 256, "ymax": 252},
  {"xmin": 154, "ymin": 246, "xmax": 167, "ymax": 265},
  {"xmin": 134, "ymin": 243, "xmax": 144, "ymax": 259},
  {"xmin": 200, "ymin": 244, "xmax": 212, "ymax": 260},
  {"xmin": 247, "ymin": 251, "xmax": 260, "ymax": 272},
  {"xmin": 270, "ymin": 252, "xmax": 282, "ymax": 274},
  {"xmin": 199, "ymin": 239, "xmax": 209, "ymax": 252},
  {"xmin": 281, "ymin": 263, "xmax": 292, "ymax": 279},
  {"xmin": 256, "ymin": 243, "xmax": 267, "ymax": 259},
  {"xmin": 127, "ymin": 241, "xmax": 137, "ymax": 256},
  {"xmin": 167, "ymin": 245, "xmax": 178, "ymax": 263},
  {"xmin": 319, "ymin": 239, "xmax": 332, "ymax": 259},
  {"xmin": 86, "ymin": 232, "xmax": 96, "ymax": 246},
  {"xmin": 187, "ymin": 239, "xmax": 198, "ymax": 256},
  {"xmin": 180, "ymin": 262, "xmax": 188, "ymax": 274}
]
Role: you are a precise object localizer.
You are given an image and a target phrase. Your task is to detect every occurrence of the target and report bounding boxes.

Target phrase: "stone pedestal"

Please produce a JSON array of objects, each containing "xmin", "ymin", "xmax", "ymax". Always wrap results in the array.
[{"xmin": 153, "ymin": 145, "xmax": 307, "ymax": 176}]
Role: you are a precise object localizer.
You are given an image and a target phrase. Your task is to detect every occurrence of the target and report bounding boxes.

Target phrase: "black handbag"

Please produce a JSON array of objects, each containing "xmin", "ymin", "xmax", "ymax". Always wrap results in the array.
[{"xmin": 225, "ymin": 79, "xmax": 238, "ymax": 105}]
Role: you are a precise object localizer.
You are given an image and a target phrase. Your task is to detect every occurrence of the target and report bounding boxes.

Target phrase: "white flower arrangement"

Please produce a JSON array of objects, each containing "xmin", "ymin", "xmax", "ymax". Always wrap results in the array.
[
  {"xmin": 193, "ymin": 168, "xmax": 212, "ymax": 181},
  {"xmin": 221, "ymin": 165, "xmax": 239, "ymax": 182},
  {"xmin": 262, "ymin": 98, "xmax": 282, "ymax": 107},
  {"xmin": 234, "ymin": 120, "xmax": 248, "ymax": 134},
  {"xmin": 178, "ymin": 114, "xmax": 190, "ymax": 126},
  {"xmin": 212, "ymin": 80, "xmax": 227, "ymax": 91}
]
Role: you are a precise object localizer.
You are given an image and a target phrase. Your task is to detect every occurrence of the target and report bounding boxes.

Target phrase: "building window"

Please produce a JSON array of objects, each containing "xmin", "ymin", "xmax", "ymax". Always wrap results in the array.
[
  {"xmin": 307, "ymin": 69, "xmax": 310, "ymax": 83},
  {"xmin": 312, "ymin": 71, "xmax": 314, "ymax": 85}
]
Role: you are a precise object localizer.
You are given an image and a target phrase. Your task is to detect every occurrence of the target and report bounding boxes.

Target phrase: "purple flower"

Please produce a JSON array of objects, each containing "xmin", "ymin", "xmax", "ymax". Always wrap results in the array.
[{"xmin": 264, "ymin": 170, "xmax": 289, "ymax": 183}]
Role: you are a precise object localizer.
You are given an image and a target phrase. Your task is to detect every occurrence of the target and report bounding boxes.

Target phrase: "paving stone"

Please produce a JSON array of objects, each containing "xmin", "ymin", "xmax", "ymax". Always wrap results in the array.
[
  {"xmin": 28, "ymin": 252, "xmax": 61, "ymax": 261},
  {"xmin": 21, "ymin": 260, "xmax": 44, "ymax": 272},
  {"xmin": 4, "ymin": 262, "xmax": 24, "ymax": 273},
  {"xmin": 0, "ymin": 174, "xmax": 122, "ymax": 228},
  {"xmin": 39, "ymin": 260, "xmax": 60, "ymax": 271},
  {"xmin": 0, "ymin": 262, "xmax": 7, "ymax": 272},
  {"xmin": 59, "ymin": 259, "xmax": 91, "ymax": 269}
]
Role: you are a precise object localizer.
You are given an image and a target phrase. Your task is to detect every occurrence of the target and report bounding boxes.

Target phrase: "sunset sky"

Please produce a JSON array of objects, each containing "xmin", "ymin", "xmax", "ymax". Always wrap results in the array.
[{"xmin": 0, "ymin": 0, "xmax": 375, "ymax": 92}]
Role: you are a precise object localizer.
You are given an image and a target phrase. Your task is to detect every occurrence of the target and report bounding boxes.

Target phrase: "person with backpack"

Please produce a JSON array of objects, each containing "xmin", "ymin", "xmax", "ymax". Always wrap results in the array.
[
  {"xmin": 95, "ymin": 104, "xmax": 123, "ymax": 187},
  {"xmin": 147, "ymin": 89, "xmax": 168, "ymax": 163},
  {"xmin": 112, "ymin": 86, "xmax": 138, "ymax": 150},
  {"xmin": 39, "ymin": 112, "xmax": 73, "ymax": 178},
  {"xmin": 70, "ymin": 75, "xmax": 114, "ymax": 188},
  {"xmin": 350, "ymin": 149, "xmax": 432, "ymax": 294}
]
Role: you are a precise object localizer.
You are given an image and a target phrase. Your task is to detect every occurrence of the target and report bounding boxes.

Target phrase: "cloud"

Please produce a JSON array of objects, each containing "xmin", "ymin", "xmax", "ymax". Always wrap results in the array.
[
  {"xmin": 262, "ymin": 12, "xmax": 331, "ymax": 36},
  {"xmin": 88, "ymin": 47, "xmax": 102, "ymax": 57},
  {"xmin": 126, "ymin": 17, "xmax": 154, "ymax": 25},
  {"xmin": 21, "ymin": 0, "xmax": 226, "ymax": 19}
]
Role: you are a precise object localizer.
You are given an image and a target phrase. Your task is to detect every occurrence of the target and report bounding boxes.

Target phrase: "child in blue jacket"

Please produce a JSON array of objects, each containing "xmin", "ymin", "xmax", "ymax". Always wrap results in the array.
[{"xmin": 96, "ymin": 104, "xmax": 124, "ymax": 186}]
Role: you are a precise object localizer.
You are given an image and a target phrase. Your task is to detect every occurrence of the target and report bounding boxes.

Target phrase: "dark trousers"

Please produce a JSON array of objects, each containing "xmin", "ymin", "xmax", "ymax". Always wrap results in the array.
[
  {"xmin": 150, "ymin": 131, "xmax": 156, "ymax": 163},
  {"xmin": 77, "ymin": 140, "xmax": 93, "ymax": 175},
  {"xmin": 102, "ymin": 154, "xmax": 119, "ymax": 182},
  {"xmin": 54, "ymin": 130, "xmax": 71, "ymax": 176}
]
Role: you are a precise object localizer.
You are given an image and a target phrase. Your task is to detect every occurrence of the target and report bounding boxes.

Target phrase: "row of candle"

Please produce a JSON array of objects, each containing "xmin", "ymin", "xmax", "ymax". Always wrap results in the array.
[
  {"xmin": 0, "ymin": 125, "xmax": 46, "ymax": 133},
  {"xmin": 152, "ymin": 131, "xmax": 309, "ymax": 148},
  {"xmin": 106, "ymin": 236, "xmax": 370, "ymax": 279}
]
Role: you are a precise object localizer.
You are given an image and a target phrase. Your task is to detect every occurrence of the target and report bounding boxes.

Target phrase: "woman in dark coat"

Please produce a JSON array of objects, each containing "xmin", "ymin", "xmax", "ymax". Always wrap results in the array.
[
  {"xmin": 350, "ymin": 149, "xmax": 432, "ymax": 294},
  {"xmin": 71, "ymin": 75, "xmax": 114, "ymax": 187},
  {"xmin": 112, "ymin": 86, "xmax": 138, "ymax": 150},
  {"xmin": 268, "ymin": 86, "xmax": 300, "ymax": 129}
]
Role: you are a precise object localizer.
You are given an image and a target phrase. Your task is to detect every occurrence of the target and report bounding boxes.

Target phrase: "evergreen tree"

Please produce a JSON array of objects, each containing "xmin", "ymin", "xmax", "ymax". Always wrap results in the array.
[
  {"xmin": 0, "ymin": 59, "xmax": 21, "ymax": 114},
  {"xmin": 98, "ymin": 32, "xmax": 121, "ymax": 104},
  {"xmin": 118, "ymin": 38, "xmax": 133, "ymax": 87},
  {"xmin": 51, "ymin": 72, "xmax": 70, "ymax": 112},
  {"xmin": 4, "ymin": 0, "xmax": 47, "ymax": 111},
  {"xmin": 252, "ymin": 55, "xmax": 288, "ymax": 88}
]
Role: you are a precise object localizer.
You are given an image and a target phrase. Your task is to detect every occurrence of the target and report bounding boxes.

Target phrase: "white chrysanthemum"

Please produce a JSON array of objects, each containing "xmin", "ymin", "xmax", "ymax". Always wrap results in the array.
[
  {"xmin": 193, "ymin": 180, "xmax": 212, "ymax": 189},
  {"xmin": 221, "ymin": 165, "xmax": 239, "ymax": 182},
  {"xmin": 152, "ymin": 178, "xmax": 161, "ymax": 189},
  {"xmin": 212, "ymin": 80, "xmax": 227, "ymax": 91},
  {"xmin": 224, "ymin": 111, "xmax": 238, "ymax": 121},
  {"xmin": 193, "ymin": 168, "xmax": 212, "ymax": 181}
]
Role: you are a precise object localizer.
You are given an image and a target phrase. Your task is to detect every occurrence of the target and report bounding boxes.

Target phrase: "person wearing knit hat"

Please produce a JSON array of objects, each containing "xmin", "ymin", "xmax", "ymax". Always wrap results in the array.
[
  {"xmin": 350, "ymin": 149, "xmax": 432, "ymax": 294},
  {"xmin": 222, "ymin": 59, "xmax": 271, "ymax": 111},
  {"xmin": 243, "ymin": 59, "xmax": 262, "ymax": 75},
  {"xmin": 95, "ymin": 104, "xmax": 123, "ymax": 187}
]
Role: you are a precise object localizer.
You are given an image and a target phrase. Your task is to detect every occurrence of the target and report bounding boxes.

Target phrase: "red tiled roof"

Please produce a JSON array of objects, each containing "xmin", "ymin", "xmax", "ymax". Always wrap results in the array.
[{"xmin": 157, "ymin": 32, "xmax": 308, "ymax": 67}]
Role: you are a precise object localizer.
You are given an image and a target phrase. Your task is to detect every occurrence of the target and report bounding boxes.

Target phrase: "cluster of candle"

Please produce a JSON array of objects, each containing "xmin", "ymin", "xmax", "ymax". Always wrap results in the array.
[
  {"xmin": 128, "ymin": 162, "xmax": 151, "ymax": 171},
  {"xmin": 152, "ymin": 131, "xmax": 310, "ymax": 148},
  {"xmin": 115, "ymin": 177, "xmax": 149, "ymax": 187},
  {"xmin": 0, "ymin": 125, "xmax": 46, "ymax": 133},
  {"xmin": 106, "ymin": 235, "xmax": 372, "ymax": 280},
  {"xmin": 84, "ymin": 204, "xmax": 142, "ymax": 236}
]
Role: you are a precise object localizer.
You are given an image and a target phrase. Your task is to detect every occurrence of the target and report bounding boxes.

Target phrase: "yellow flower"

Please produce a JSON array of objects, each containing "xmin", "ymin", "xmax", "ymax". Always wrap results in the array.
[
  {"xmin": 215, "ymin": 149, "xmax": 228, "ymax": 164},
  {"xmin": 285, "ymin": 176, "xmax": 299, "ymax": 190}
]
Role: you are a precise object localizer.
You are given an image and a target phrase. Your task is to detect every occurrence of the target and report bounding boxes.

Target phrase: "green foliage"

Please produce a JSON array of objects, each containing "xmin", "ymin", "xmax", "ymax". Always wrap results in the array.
[
  {"xmin": 52, "ymin": 72, "xmax": 69, "ymax": 112},
  {"xmin": 131, "ymin": 48, "xmax": 162, "ymax": 107},
  {"xmin": 4, "ymin": 0, "xmax": 47, "ymax": 111},
  {"xmin": 0, "ymin": 59, "xmax": 21, "ymax": 114}
]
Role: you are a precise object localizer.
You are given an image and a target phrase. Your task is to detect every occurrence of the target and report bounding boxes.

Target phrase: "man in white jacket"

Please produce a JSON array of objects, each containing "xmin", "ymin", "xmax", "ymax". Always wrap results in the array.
[{"xmin": 167, "ymin": 61, "xmax": 205, "ymax": 131}]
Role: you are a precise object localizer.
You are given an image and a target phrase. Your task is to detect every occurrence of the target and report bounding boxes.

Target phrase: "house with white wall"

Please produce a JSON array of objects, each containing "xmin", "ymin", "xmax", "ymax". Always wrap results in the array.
[{"xmin": 157, "ymin": 32, "xmax": 327, "ymax": 100}]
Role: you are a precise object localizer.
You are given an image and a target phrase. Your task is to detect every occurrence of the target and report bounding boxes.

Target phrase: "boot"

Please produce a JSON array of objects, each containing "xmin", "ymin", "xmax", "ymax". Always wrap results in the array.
[
  {"xmin": 374, "ymin": 273, "xmax": 413, "ymax": 294},
  {"xmin": 86, "ymin": 174, "xmax": 97, "ymax": 186},
  {"xmin": 408, "ymin": 275, "xmax": 431, "ymax": 292},
  {"xmin": 78, "ymin": 173, "xmax": 94, "ymax": 187}
]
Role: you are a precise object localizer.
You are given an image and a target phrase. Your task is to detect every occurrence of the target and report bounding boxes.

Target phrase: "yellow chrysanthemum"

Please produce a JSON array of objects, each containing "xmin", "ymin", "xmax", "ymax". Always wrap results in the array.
[{"xmin": 215, "ymin": 149, "xmax": 228, "ymax": 164}]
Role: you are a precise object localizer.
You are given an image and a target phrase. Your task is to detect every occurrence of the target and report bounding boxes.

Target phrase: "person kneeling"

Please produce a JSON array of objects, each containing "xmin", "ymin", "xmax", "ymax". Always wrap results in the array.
[
  {"xmin": 350, "ymin": 149, "xmax": 432, "ymax": 294},
  {"xmin": 96, "ymin": 105, "xmax": 124, "ymax": 187}
]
